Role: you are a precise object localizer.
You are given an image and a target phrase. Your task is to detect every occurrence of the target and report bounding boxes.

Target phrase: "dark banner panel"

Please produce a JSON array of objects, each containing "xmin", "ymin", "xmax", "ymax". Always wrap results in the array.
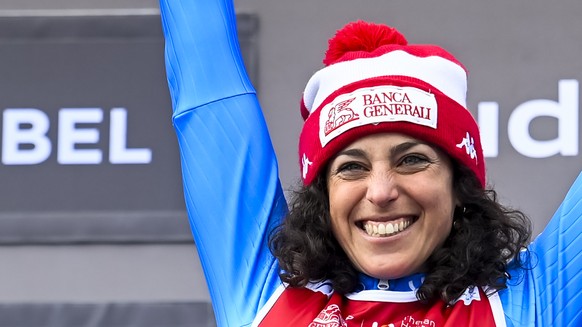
[{"xmin": 0, "ymin": 13, "xmax": 259, "ymax": 244}]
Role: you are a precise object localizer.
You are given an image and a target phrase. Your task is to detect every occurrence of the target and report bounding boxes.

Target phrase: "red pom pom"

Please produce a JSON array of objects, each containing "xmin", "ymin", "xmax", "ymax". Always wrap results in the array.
[{"xmin": 323, "ymin": 21, "xmax": 408, "ymax": 66}]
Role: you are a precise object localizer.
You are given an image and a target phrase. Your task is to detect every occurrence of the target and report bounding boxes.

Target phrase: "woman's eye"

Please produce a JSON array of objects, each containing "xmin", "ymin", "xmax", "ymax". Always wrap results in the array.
[
  {"xmin": 400, "ymin": 154, "xmax": 429, "ymax": 166},
  {"xmin": 337, "ymin": 162, "xmax": 365, "ymax": 173}
]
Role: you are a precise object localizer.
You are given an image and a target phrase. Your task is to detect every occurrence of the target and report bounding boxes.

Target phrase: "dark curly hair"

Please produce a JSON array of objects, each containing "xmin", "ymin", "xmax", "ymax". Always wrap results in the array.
[{"xmin": 269, "ymin": 162, "xmax": 532, "ymax": 304}]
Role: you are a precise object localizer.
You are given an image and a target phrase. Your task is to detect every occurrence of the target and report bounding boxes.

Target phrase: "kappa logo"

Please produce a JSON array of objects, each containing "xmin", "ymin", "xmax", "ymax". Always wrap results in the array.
[
  {"xmin": 324, "ymin": 97, "xmax": 360, "ymax": 136},
  {"xmin": 453, "ymin": 286, "xmax": 481, "ymax": 306},
  {"xmin": 308, "ymin": 304, "xmax": 348, "ymax": 327},
  {"xmin": 456, "ymin": 131, "xmax": 478, "ymax": 163},
  {"xmin": 302, "ymin": 153, "xmax": 313, "ymax": 179}
]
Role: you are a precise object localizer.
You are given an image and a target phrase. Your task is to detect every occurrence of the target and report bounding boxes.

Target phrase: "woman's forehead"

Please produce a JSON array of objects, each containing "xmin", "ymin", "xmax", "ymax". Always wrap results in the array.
[{"xmin": 340, "ymin": 133, "xmax": 430, "ymax": 151}]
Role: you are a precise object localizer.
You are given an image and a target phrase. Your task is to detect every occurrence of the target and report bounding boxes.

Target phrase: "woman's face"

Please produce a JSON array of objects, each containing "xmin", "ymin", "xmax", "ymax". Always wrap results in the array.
[{"xmin": 326, "ymin": 133, "xmax": 457, "ymax": 280}]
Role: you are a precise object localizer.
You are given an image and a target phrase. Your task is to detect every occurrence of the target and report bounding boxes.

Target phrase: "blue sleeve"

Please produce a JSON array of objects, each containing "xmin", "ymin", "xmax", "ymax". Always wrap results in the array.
[
  {"xmin": 159, "ymin": 1, "xmax": 287, "ymax": 326},
  {"xmin": 501, "ymin": 172, "xmax": 582, "ymax": 327}
]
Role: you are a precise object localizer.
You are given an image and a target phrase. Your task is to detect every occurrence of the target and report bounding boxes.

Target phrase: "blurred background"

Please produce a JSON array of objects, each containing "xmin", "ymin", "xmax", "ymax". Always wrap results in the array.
[{"xmin": 1, "ymin": 0, "xmax": 581, "ymax": 326}]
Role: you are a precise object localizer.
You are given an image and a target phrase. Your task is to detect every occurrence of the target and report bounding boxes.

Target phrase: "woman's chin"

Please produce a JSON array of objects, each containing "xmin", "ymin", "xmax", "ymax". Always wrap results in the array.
[{"xmin": 359, "ymin": 261, "xmax": 418, "ymax": 280}]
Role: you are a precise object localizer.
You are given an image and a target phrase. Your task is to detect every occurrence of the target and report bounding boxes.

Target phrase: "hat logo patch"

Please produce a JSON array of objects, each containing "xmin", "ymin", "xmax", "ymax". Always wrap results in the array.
[
  {"xmin": 319, "ymin": 86, "xmax": 438, "ymax": 146},
  {"xmin": 456, "ymin": 131, "xmax": 478, "ymax": 163}
]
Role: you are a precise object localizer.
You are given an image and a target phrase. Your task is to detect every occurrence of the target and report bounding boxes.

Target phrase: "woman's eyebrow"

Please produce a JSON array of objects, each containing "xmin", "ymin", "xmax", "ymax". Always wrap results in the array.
[
  {"xmin": 334, "ymin": 148, "xmax": 366, "ymax": 159},
  {"xmin": 390, "ymin": 141, "xmax": 424, "ymax": 156}
]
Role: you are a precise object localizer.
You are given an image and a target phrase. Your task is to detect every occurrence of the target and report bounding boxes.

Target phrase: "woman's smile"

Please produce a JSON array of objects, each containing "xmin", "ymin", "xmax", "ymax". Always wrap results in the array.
[{"xmin": 359, "ymin": 216, "xmax": 416, "ymax": 238}]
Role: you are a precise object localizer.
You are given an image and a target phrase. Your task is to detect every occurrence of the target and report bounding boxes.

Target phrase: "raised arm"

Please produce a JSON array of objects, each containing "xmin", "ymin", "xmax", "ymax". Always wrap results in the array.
[
  {"xmin": 159, "ymin": 1, "xmax": 287, "ymax": 326},
  {"xmin": 502, "ymin": 172, "xmax": 582, "ymax": 326}
]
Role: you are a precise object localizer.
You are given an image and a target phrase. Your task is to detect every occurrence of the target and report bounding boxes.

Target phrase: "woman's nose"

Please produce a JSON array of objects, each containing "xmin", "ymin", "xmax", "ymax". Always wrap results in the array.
[{"xmin": 365, "ymin": 172, "xmax": 399, "ymax": 207}]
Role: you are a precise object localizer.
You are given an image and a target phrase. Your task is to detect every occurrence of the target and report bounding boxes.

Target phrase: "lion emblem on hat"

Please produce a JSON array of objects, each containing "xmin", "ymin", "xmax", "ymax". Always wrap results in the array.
[{"xmin": 324, "ymin": 97, "xmax": 359, "ymax": 136}]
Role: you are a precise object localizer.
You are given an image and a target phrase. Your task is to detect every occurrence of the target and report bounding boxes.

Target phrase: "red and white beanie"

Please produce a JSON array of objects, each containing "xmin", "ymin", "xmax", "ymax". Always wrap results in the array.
[{"xmin": 298, "ymin": 21, "xmax": 485, "ymax": 187}]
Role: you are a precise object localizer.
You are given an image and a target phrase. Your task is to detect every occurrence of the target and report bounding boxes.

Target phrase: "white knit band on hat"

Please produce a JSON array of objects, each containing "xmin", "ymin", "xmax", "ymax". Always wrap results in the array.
[{"xmin": 302, "ymin": 50, "xmax": 468, "ymax": 116}]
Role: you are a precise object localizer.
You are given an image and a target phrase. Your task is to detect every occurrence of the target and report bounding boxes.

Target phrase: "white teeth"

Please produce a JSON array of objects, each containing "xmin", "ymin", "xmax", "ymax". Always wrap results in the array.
[
  {"xmin": 362, "ymin": 219, "xmax": 412, "ymax": 237},
  {"xmin": 386, "ymin": 223, "xmax": 394, "ymax": 234},
  {"xmin": 378, "ymin": 224, "xmax": 386, "ymax": 234}
]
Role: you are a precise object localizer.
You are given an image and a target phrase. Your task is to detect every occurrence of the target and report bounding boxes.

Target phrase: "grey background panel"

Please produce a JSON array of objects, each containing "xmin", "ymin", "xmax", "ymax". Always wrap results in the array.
[
  {"xmin": 0, "ymin": 245, "xmax": 208, "ymax": 302},
  {"xmin": 0, "ymin": 211, "xmax": 190, "ymax": 244},
  {"xmin": 0, "ymin": 302, "xmax": 216, "ymax": 327}
]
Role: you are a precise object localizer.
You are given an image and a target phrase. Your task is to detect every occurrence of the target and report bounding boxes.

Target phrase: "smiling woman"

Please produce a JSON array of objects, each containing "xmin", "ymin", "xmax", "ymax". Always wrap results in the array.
[
  {"xmin": 160, "ymin": 0, "xmax": 582, "ymax": 326},
  {"xmin": 271, "ymin": 131, "xmax": 530, "ymax": 304}
]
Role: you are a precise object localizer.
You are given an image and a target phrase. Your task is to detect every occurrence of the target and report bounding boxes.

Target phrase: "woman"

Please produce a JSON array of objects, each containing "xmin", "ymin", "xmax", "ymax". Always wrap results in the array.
[{"xmin": 159, "ymin": 0, "xmax": 582, "ymax": 326}]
